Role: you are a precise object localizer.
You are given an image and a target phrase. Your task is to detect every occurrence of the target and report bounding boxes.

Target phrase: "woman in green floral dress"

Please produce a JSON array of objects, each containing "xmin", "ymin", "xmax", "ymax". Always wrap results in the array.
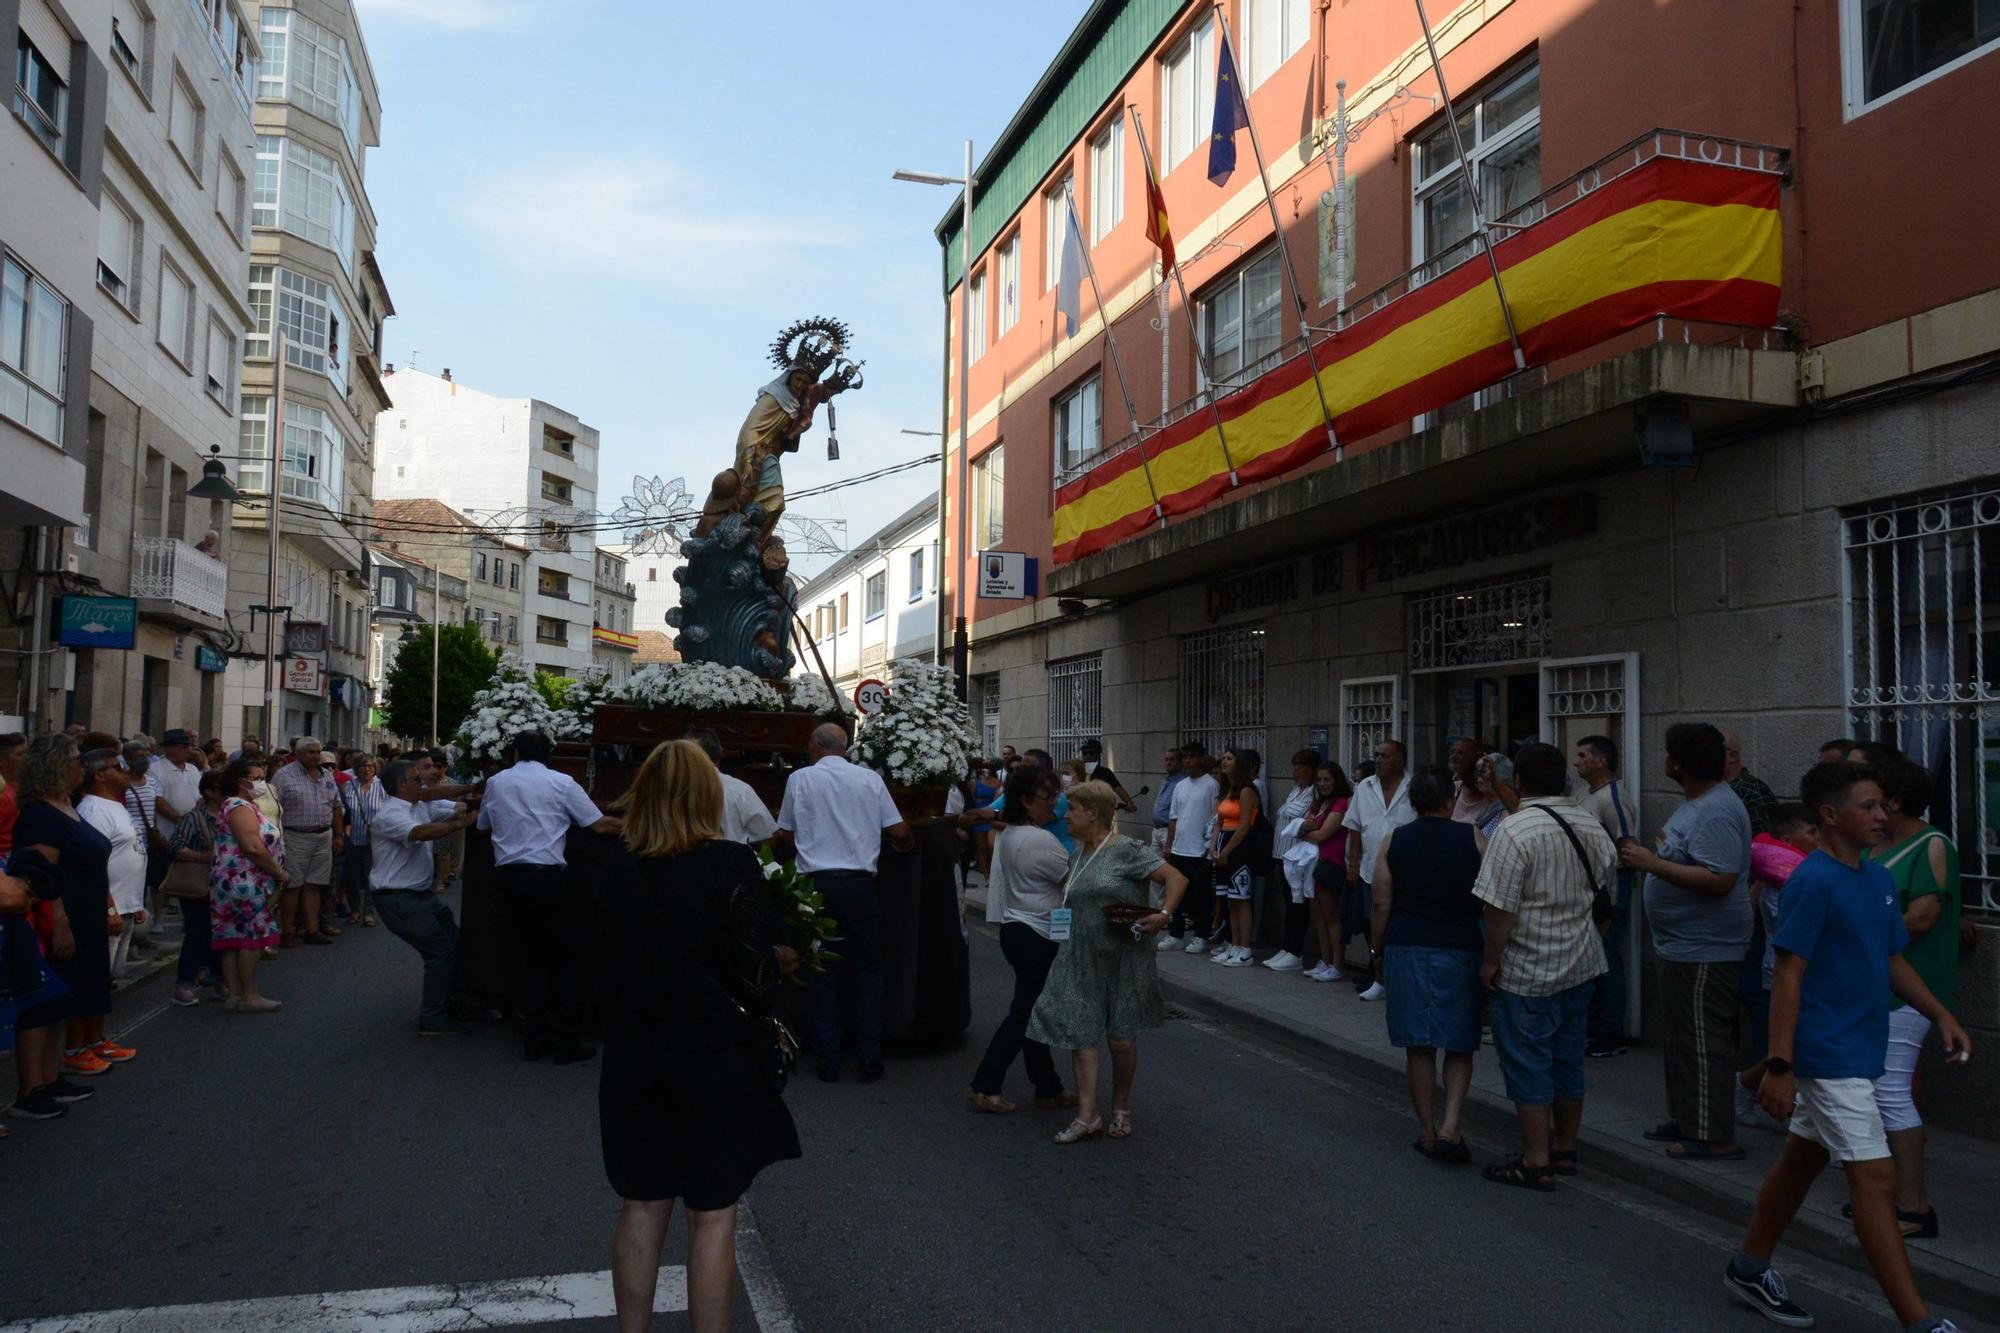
[{"xmin": 1028, "ymin": 781, "xmax": 1187, "ymax": 1143}]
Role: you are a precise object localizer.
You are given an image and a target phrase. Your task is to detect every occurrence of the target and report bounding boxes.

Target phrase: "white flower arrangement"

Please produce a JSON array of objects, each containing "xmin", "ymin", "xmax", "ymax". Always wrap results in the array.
[
  {"xmin": 784, "ymin": 672, "xmax": 853, "ymax": 719},
  {"xmin": 555, "ymin": 668, "xmax": 613, "ymax": 740},
  {"xmin": 852, "ymin": 659, "xmax": 977, "ymax": 790},
  {"xmin": 618, "ymin": 660, "xmax": 783, "ymax": 714},
  {"xmin": 454, "ymin": 654, "xmax": 565, "ymax": 763}
]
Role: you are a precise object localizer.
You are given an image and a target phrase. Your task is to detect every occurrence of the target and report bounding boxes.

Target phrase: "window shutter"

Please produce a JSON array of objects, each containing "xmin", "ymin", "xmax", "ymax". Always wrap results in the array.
[{"xmin": 18, "ymin": 0, "xmax": 75, "ymax": 72}]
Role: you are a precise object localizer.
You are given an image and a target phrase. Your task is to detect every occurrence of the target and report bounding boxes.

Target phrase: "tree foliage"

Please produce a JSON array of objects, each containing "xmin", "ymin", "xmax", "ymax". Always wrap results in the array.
[{"xmin": 382, "ymin": 623, "xmax": 498, "ymax": 743}]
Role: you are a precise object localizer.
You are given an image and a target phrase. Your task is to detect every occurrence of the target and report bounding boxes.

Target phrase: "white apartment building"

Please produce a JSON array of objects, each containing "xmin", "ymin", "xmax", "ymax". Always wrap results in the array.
[
  {"xmin": 589, "ymin": 545, "xmax": 636, "ymax": 686},
  {"xmin": 0, "ymin": 0, "xmax": 110, "ymax": 730},
  {"xmin": 66, "ymin": 0, "xmax": 258, "ymax": 739},
  {"xmin": 222, "ymin": 0, "xmax": 391, "ymax": 751},
  {"xmin": 376, "ymin": 368, "xmax": 601, "ymax": 678},
  {"xmin": 598, "ymin": 540, "xmax": 675, "ymax": 640},
  {"xmin": 792, "ymin": 493, "xmax": 938, "ymax": 704}
]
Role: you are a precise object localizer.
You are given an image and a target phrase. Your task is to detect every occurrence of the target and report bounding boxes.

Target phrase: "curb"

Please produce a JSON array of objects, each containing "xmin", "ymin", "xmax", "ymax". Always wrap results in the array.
[{"xmin": 1155, "ymin": 973, "xmax": 2000, "ymax": 1318}]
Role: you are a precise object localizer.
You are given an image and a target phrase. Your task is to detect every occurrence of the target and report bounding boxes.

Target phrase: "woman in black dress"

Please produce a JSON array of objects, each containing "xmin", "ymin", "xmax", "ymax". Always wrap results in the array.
[
  {"xmin": 599, "ymin": 739, "xmax": 800, "ymax": 1333},
  {"xmin": 8, "ymin": 734, "xmax": 112, "ymax": 1119}
]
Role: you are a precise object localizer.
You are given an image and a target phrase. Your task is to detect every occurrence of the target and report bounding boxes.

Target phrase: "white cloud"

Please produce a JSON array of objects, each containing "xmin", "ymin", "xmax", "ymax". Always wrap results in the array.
[
  {"xmin": 457, "ymin": 154, "xmax": 871, "ymax": 295},
  {"xmin": 354, "ymin": 0, "xmax": 544, "ymax": 31}
]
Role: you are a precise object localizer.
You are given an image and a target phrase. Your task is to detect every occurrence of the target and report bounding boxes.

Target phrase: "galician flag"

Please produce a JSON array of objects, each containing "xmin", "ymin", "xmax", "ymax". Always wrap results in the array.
[
  {"xmin": 1055, "ymin": 193, "xmax": 1084, "ymax": 337},
  {"xmin": 1207, "ymin": 28, "xmax": 1248, "ymax": 186}
]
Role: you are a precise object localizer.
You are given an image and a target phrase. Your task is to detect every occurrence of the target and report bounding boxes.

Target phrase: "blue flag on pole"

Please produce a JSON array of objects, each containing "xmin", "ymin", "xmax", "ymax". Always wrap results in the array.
[
  {"xmin": 1055, "ymin": 194, "xmax": 1084, "ymax": 337},
  {"xmin": 1208, "ymin": 28, "xmax": 1247, "ymax": 186}
]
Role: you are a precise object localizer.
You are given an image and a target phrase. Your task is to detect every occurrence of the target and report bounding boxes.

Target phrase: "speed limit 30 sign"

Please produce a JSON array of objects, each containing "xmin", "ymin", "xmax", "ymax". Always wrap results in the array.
[{"xmin": 853, "ymin": 678, "xmax": 890, "ymax": 715}]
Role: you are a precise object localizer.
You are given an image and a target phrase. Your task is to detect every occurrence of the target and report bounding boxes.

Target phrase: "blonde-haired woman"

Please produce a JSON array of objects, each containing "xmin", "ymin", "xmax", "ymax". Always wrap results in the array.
[
  {"xmin": 601, "ymin": 740, "xmax": 801, "ymax": 1333},
  {"xmin": 1029, "ymin": 780, "xmax": 1188, "ymax": 1143}
]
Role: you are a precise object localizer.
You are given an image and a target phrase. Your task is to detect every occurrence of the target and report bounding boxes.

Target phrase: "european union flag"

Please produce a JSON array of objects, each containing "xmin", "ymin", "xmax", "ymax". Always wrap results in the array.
[{"xmin": 1208, "ymin": 28, "xmax": 1247, "ymax": 186}]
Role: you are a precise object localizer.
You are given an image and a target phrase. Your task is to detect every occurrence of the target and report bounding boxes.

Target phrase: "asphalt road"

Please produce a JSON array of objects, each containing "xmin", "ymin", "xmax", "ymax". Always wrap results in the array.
[{"xmin": 0, "ymin": 895, "xmax": 1969, "ymax": 1331}]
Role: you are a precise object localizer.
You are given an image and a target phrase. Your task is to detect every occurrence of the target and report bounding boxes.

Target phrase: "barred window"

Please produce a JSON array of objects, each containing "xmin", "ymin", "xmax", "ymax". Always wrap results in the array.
[
  {"xmin": 1047, "ymin": 654, "xmax": 1102, "ymax": 759},
  {"xmin": 1178, "ymin": 624, "xmax": 1266, "ymax": 758}
]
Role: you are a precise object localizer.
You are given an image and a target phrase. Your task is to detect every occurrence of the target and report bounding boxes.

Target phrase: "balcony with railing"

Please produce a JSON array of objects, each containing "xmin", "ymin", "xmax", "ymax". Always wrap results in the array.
[
  {"xmin": 131, "ymin": 536, "xmax": 228, "ymax": 627},
  {"xmin": 1048, "ymin": 130, "xmax": 1793, "ymax": 584}
]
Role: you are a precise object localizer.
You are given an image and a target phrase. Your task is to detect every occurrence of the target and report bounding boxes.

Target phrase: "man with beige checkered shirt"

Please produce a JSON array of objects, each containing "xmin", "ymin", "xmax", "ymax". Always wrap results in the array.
[
  {"xmin": 270, "ymin": 738, "xmax": 346, "ymax": 947},
  {"xmin": 1471, "ymin": 742, "xmax": 1617, "ymax": 1192}
]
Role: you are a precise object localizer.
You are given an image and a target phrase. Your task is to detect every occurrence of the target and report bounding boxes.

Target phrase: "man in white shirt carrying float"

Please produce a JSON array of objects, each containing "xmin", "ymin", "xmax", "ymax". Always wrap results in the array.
[
  {"xmin": 684, "ymin": 728, "xmax": 777, "ymax": 847},
  {"xmin": 776, "ymin": 722, "xmax": 913, "ymax": 1084},
  {"xmin": 478, "ymin": 730, "xmax": 624, "ymax": 1064},
  {"xmin": 371, "ymin": 759, "xmax": 480, "ymax": 1037}
]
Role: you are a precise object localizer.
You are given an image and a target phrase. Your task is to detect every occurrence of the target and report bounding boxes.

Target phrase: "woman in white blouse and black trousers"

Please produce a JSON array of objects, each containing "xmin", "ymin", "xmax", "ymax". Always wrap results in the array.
[{"xmin": 965, "ymin": 764, "xmax": 1077, "ymax": 1114}]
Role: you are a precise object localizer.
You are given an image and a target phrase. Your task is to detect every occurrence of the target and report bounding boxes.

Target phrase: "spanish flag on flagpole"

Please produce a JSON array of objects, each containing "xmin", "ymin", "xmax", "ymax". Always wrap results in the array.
[{"xmin": 1137, "ymin": 123, "xmax": 1176, "ymax": 272}]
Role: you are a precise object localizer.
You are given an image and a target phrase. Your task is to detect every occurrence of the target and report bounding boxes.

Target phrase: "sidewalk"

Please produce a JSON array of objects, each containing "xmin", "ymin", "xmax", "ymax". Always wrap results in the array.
[{"xmin": 1148, "ymin": 938, "xmax": 2000, "ymax": 1315}]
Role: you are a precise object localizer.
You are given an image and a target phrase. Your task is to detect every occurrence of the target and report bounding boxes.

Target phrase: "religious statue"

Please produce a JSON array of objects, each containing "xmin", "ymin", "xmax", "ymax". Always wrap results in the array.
[{"xmin": 671, "ymin": 319, "xmax": 863, "ymax": 680}]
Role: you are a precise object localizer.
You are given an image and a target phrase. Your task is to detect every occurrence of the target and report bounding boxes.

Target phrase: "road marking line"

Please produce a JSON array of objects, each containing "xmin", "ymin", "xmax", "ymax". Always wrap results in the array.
[
  {"xmin": 0, "ymin": 1266, "xmax": 688, "ymax": 1332},
  {"xmin": 736, "ymin": 1199, "xmax": 800, "ymax": 1333}
]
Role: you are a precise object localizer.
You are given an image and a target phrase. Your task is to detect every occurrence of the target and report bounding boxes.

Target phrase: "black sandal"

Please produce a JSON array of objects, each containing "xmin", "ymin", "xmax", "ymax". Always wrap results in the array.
[
  {"xmin": 1642, "ymin": 1120, "xmax": 1684, "ymax": 1142},
  {"xmin": 1551, "ymin": 1149, "xmax": 1579, "ymax": 1176},
  {"xmin": 1483, "ymin": 1156, "xmax": 1556, "ymax": 1191},
  {"xmin": 1434, "ymin": 1136, "xmax": 1472, "ymax": 1165},
  {"xmin": 1839, "ymin": 1203, "xmax": 1938, "ymax": 1237}
]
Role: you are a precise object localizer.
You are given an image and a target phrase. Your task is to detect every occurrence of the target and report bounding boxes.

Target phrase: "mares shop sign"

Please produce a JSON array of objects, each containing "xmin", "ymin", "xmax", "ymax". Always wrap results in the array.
[{"xmin": 1204, "ymin": 493, "xmax": 1597, "ymax": 620}]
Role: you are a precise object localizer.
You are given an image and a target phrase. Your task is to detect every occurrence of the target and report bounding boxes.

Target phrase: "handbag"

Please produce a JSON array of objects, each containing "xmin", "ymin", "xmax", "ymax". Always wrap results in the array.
[
  {"xmin": 161, "ymin": 809, "xmax": 213, "ymax": 900},
  {"xmin": 1536, "ymin": 807, "xmax": 1615, "ymax": 929}
]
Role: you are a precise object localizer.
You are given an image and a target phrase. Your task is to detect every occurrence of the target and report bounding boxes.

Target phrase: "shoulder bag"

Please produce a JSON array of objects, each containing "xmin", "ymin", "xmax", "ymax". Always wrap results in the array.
[
  {"xmin": 161, "ymin": 808, "xmax": 214, "ymax": 900},
  {"xmin": 1536, "ymin": 806, "xmax": 1615, "ymax": 930}
]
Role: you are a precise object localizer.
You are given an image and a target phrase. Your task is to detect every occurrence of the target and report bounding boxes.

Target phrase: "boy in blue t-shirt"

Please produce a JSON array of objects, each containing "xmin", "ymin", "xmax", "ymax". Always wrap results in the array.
[{"xmin": 1722, "ymin": 763, "xmax": 1971, "ymax": 1333}]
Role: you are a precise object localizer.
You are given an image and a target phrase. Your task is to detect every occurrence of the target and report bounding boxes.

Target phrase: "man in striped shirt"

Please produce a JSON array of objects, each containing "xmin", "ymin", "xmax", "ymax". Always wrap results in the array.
[{"xmin": 1473, "ymin": 742, "xmax": 1617, "ymax": 1191}]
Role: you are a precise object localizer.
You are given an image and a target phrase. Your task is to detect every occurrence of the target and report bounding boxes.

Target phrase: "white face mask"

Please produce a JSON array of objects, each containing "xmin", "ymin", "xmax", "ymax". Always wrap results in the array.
[
  {"xmin": 252, "ymin": 779, "xmax": 272, "ymax": 798},
  {"xmin": 1059, "ymin": 773, "xmax": 1075, "ymax": 790}
]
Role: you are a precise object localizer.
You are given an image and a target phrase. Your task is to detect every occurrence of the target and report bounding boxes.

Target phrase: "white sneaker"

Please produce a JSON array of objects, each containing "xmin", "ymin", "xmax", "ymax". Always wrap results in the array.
[
  {"xmin": 1184, "ymin": 936, "xmax": 1207, "ymax": 955},
  {"xmin": 1157, "ymin": 933, "xmax": 1182, "ymax": 952},
  {"xmin": 1304, "ymin": 962, "xmax": 1334, "ymax": 981},
  {"xmin": 1221, "ymin": 949, "xmax": 1255, "ymax": 967},
  {"xmin": 1209, "ymin": 945, "xmax": 1234, "ymax": 963},
  {"xmin": 1358, "ymin": 981, "xmax": 1386, "ymax": 1001},
  {"xmin": 1263, "ymin": 950, "xmax": 1303, "ymax": 972}
]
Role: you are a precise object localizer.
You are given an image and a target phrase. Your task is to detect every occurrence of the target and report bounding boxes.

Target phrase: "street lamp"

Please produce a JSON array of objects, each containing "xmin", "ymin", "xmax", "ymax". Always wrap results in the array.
[
  {"xmin": 894, "ymin": 141, "xmax": 975, "ymax": 703},
  {"xmin": 188, "ymin": 444, "xmax": 240, "ymax": 502}
]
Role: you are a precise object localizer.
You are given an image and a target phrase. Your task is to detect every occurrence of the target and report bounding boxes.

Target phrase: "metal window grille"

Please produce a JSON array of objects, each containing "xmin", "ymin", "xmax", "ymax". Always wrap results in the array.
[
  {"xmin": 1178, "ymin": 625, "xmax": 1267, "ymax": 758},
  {"xmin": 1408, "ymin": 569, "xmax": 1553, "ymax": 672},
  {"xmin": 1543, "ymin": 657, "xmax": 1630, "ymax": 721},
  {"xmin": 980, "ymin": 676, "xmax": 1002, "ymax": 758},
  {"xmin": 1047, "ymin": 654, "xmax": 1102, "ymax": 757},
  {"xmin": 1337, "ymin": 676, "xmax": 1401, "ymax": 773},
  {"xmin": 1842, "ymin": 485, "xmax": 2000, "ymax": 914}
]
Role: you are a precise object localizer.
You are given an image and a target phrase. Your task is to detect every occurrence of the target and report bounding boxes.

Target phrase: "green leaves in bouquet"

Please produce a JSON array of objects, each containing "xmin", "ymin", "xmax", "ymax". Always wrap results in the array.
[{"xmin": 756, "ymin": 846, "xmax": 842, "ymax": 983}]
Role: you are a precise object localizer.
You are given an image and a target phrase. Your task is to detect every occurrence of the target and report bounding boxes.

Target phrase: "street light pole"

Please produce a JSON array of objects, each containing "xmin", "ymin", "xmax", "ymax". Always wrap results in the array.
[
  {"xmin": 264, "ymin": 330, "xmax": 287, "ymax": 752},
  {"xmin": 430, "ymin": 565, "xmax": 440, "ymax": 744},
  {"xmin": 892, "ymin": 140, "xmax": 975, "ymax": 703}
]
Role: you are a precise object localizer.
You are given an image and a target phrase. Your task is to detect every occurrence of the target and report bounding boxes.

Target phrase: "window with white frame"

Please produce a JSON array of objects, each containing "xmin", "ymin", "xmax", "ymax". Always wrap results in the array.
[
  {"xmin": 236, "ymin": 394, "xmax": 268, "ymax": 489},
  {"xmin": 256, "ymin": 8, "xmax": 286, "ymax": 100},
  {"xmin": 966, "ymin": 270, "xmax": 986, "ymax": 360},
  {"xmin": 1178, "ymin": 624, "xmax": 1267, "ymax": 759},
  {"xmin": 1242, "ymin": 0, "xmax": 1309, "ymax": 90},
  {"xmin": 278, "ymin": 138, "xmax": 354, "ymax": 263},
  {"xmin": 1161, "ymin": 16, "xmax": 1216, "ymax": 171},
  {"xmin": 1089, "ymin": 114, "xmax": 1124, "ymax": 243},
  {"xmin": 246, "ymin": 264, "xmax": 273, "ymax": 357},
  {"xmin": 157, "ymin": 253, "xmax": 195, "ymax": 368},
  {"xmin": 1047, "ymin": 654, "xmax": 1102, "ymax": 758},
  {"xmin": 1843, "ymin": 0, "xmax": 2000, "ymax": 115},
  {"xmin": 260, "ymin": 8, "xmax": 358, "ymax": 137},
  {"xmin": 1, "ymin": 255, "xmax": 68, "ymax": 443},
  {"xmin": 252, "ymin": 135, "xmax": 281, "ymax": 228},
  {"xmin": 167, "ymin": 65, "xmax": 204, "ymax": 177},
  {"xmin": 1198, "ymin": 246, "xmax": 1283, "ymax": 389},
  {"xmin": 1043, "ymin": 174, "xmax": 1074, "ymax": 292},
  {"xmin": 1053, "ymin": 374, "xmax": 1101, "ymax": 477},
  {"xmin": 204, "ymin": 315, "xmax": 234, "ymax": 404},
  {"xmin": 973, "ymin": 444, "xmax": 1004, "ymax": 548},
  {"xmin": 1411, "ymin": 61, "xmax": 1541, "ymax": 266},
  {"xmin": 865, "ymin": 570, "xmax": 887, "ymax": 621},
  {"xmin": 281, "ymin": 400, "xmax": 343, "ymax": 510},
  {"xmin": 13, "ymin": 29, "xmax": 68, "ymax": 156},
  {"xmin": 907, "ymin": 549, "xmax": 923, "ymax": 602},
  {"xmin": 997, "ymin": 233, "xmax": 1020, "ymax": 334},
  {"xmin": 97, "ymin": 190, "xmax": 141, "ymax": 310},
  {"xmin": 276, "ymin": 268, "xmax": 345, "ymax": 390},
  {"xmin": 218, "ymin": 153, "xmax": 246, "ymax": 238}
]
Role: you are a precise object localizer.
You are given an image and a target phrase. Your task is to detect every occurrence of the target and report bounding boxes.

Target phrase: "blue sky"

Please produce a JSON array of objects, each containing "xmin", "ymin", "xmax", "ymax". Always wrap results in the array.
[{"xmin": 355, "ymin": 0, "xmax": 1086, "ymax": 575}]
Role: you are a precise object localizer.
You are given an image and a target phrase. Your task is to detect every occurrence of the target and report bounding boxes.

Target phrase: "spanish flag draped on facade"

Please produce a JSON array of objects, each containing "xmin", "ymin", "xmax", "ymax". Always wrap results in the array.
[{"xmin": 1051, "ymin": 156, "xmax": 1784, "ymax": 565}]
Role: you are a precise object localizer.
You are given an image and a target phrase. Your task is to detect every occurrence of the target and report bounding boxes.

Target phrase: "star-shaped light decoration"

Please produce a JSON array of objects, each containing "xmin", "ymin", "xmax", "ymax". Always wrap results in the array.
[{"xmin": 611, "ymin": 474, "xmax": 847, "ymax": 557}]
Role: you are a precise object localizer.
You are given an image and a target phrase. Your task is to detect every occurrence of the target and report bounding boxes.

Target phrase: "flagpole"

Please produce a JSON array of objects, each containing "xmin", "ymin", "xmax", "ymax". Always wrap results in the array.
[
  {"xmin": 1065, "ymin": 195, "xmax": 1166, "ymax": 528},
  {"xmin": 1413, "ymin": 0, "xmax": 1526, "ymax": 370},
  {"xmin": 1212, "ymin": 9, "xmax": 1340, "ymax": 458},
  {"xmin": 1131, "ymin": 109, "xmax": 1239, "ymax": 486}
]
